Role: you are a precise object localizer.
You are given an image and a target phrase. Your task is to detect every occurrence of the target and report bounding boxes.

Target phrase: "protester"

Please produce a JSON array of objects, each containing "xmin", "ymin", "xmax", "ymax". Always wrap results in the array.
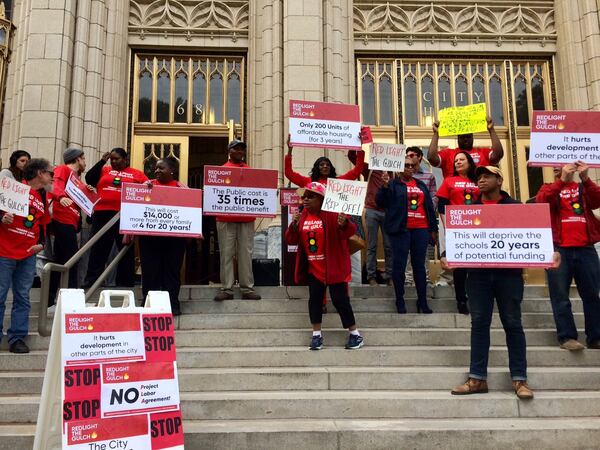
[
  {"xmin": 213, "ymin": 140, "xmax": 261, "ymax": 301},
  {"xmin": 405, "ymin": 146, "xmax": 438, "ymax": 286},
  {"xmin": 535, "ymin": 162, "xmax": 600, "ymax": 350},
  {"xmin": 286, "ymin": 181, "xmax": 363, "ymax": 350},
  {"xmin": 436, "ymin": 151, "xmax": 480, "ymax": 315},
  {"xmin": 376, "ymin": 158, "xmax": 438, "ymax": 314},
  {"xmin": 0, "ymin": 150, "xmax": 31, "ymax": 181},
  {"xmin": 285, "ymin": 135, "xmax": 365, "ymax": 187},
  {"xmin": 444, "ymin": 166, "xmax": 546, "ymax": 400},
  {"xmin": 0, "ymin": 158, "xmax": 52, "ymax": 353},
  {"xmin": 140, "ymin": 158, "xmax": 187, "ymax": 316},
  {"xmin": 427, "ymin": 117, "xmax": 504, "ymax": 178},
  {"xmin": 354, "ymin": 156, "xmax": 392, "ymax": 286},
  {"xmin": 83, "ymin": 148, "xmax": 148, "ymax": 288},
  {"xmin": 49, "ymin": 148, "xmax": 90, "ymax": 305}
]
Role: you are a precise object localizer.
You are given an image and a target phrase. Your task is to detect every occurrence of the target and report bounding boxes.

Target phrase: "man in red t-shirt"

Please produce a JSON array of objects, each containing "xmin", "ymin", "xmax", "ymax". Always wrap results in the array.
[
  {"xmin": 49, "ymin": 148, "xmax": 90, "ymax": 304},
  {"xmin": 427, "ymin": 117, "xmax": 504, "ymax": 178},
  {"xmin": 213, "ymin": 140, "xmax": 261, "ymax": 301},
  {"xmin": 0, "ymin": 159, "xmax": 53, "ymax": 354},
  {"xmin": 536, "ymin": 162, "xmax": 600, "ymax": 351}
]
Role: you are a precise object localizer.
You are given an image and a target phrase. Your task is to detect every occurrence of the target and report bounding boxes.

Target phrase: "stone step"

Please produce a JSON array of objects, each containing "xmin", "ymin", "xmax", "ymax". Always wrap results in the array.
[
  {"xmin": 4, "ymin": 366, "xmax": 599, "ymax": 395},
  {"xmin": 4, "ymin": 390, "xmax": 600, "ymax": 423},
  {"xmin": 0, "ymin": 327, "xmax": 566, "ymax": 352},
  {"xmin": 3, "ymin": 346, "xmax": 599, "ymax": 371},
  {"xmin": 2, "ymin": 417, "xmax": 600, "ymax": 450},
  {"xmin": 175, "ymin": 311, "xmax": 583, "ymax": 329},
  {"xmin": 177, "ymin": 297, "xmax": 580, "ymax": 314}
]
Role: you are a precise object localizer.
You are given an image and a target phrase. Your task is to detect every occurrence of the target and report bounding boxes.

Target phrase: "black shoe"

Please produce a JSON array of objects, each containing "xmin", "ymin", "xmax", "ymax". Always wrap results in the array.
[
  {"xmin": 416, "ymin": 301, "xmax": 433, "ymax": 314},
  {"xmin": 588, "ymin": 340, "xmax": 600, "ymax": 349},
  {"xmin": 396, "ymin": 301, "xmax": 407, "ymax": 314},
  {"xmin": 457, "ymin": 302, "xmax": 469, "ymax": 315},
  {"xmin": 9, "ymin": 339, "xmax": 29, "ymax": 354},
  {"xmin": 242, "ymin": 291, "xmax": 262, "ymax": 300}
]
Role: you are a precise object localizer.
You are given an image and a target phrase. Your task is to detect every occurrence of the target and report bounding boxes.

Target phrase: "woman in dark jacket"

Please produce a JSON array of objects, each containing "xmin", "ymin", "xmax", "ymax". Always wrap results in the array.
[
  {"xmin": 285, "ymin": 181, "xmax": 364, "ymax": 350},
  {"xmin": 376, "ymin": 158, "xmax": 438, "ymax": 314}
]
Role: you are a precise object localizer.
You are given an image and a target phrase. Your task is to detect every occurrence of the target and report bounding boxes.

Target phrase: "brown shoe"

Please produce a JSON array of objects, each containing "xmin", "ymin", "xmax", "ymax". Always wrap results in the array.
[
  {"xmin": 560, "ymin": 339, "xmax": 585, "ymax": 351},
  {"xmin": 451, "ymin": 378, "xmax": 488, "ymax": 395},
  {"xmin": 368, "ymin": 278, "xmax": 378, "ymax": 286},
  {"xmin": 242, "ymin": 291, "xmax": 261, "ymax": 300},
  {"xmin": 513, "ymin": 381, "xmax": 534, "ymax": 400},
  {"xmin": 213, "ymin": 291, "xmax": 233, "ymax": 302}
]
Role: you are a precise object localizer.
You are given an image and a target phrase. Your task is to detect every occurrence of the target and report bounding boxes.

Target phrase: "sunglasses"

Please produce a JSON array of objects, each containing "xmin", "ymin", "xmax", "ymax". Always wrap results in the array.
[
  {"xmin": 404, "ymin": 163, "xmax": 415, "ymax": 169},
  {"xmin": 43, "ymin": 170, "xmax": 54, "ymax": 177},
  {"xmin": 406, "ymin": 153, "xmax": 418, "ymax": 158},
  {"xmin": 301, "ymin": 193, "xmax": 319, "ymax": 199}
]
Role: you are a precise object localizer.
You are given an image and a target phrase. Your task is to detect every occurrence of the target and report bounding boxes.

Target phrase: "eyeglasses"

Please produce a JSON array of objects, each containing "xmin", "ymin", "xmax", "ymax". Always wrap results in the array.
[
  {"xmin": 406, "ymin": 153, "xmax": 419, "ymax": 158},
  {"xmin": 404, "ymin": 164, "xmax": 415, "ymax": 169}
]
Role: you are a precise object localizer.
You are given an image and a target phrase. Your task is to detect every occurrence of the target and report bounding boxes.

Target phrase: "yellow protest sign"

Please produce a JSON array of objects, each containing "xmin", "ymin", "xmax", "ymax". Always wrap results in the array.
[{"xmin": 438, "ymin": 103, "xmax": 488, "ymax": 137}]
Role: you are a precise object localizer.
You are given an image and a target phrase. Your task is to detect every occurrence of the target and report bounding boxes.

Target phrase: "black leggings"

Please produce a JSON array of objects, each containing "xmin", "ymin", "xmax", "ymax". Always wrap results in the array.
[
  {"xmin": 49, "ymin": 221, "xmax": 79, "ymax": 306},
  {"xmin": 308, "ymin": 274, "xmax": 356, "ymax": 328},
  {"xmin": 453, "ymin": 268, "xmax": 468, "ymax": 304}
]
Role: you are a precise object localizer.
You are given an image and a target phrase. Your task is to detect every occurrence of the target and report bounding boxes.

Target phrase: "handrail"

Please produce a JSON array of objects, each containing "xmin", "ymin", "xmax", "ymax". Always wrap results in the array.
[{"xmin": 38, "ymin": 213, "xmax": 133, "ymax": 336}]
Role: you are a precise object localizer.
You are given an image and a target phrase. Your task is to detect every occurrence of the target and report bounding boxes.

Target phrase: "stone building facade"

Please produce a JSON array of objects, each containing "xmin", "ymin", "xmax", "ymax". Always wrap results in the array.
[{"xmin": 0, "ymin": 1, "xmax": 598, "ymax": 227}]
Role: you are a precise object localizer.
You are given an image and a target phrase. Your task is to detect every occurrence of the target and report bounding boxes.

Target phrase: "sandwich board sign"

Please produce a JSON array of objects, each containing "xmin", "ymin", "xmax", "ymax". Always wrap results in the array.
[{"xmin": 33, "ymin": 289, "xmax": 184, "ymax": 450}]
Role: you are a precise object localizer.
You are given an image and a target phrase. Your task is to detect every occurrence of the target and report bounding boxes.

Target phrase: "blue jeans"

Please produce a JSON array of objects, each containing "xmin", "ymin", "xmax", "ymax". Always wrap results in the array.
[
  {"xmin": 0, "ymin": 255, "xmax": 36, "ymax": 344},
  {"xmin": 466, "ymin": 270, "xmax": 527, "ymax": 381},
  {"xmin": 365, "ymin": 208, "xmax": 392, "ymax": 280},
  {"xmin": 546, "ymin": 246, "xmax": 600, "ymax": 345},
  {"xmin": 390, "ymin": 228, "xmax": 429, "ymax": 306}
]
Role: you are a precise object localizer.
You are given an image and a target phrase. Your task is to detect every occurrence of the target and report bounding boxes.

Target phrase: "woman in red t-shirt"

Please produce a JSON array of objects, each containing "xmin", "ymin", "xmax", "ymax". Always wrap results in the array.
[
  {"xmin": 83, "ymin": 147, "xmax": 148, "ymax": 288},
  {"xmin": 436, "ymin": 151, "xmax": 480, "ymax": 314},
  {"xmin": 139, "ymin": 158, "xmax": 187, "ymax": 315},
  {"xmin": 285, "ymin": 182, "xmax": 364, "ymax": 350}
]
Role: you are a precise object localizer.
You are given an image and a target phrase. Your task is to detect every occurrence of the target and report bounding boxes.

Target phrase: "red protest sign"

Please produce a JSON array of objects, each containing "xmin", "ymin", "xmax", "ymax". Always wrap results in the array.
[
  {"xmin": 280, "ymin": 188, "xmax": 301, "ymax": 206},
  {"xmin": 445, "ymin": 204, "xmax": 554, "ymax": 268},
  {"xmin": 529, "ymin": 111, "xmax": 600, "ymax": 167},
  {"xmin": 120, "ymin": 183, "xmax": 203, "ymax": 237},
  {"xmin": 289, "ymin": 100, "xmax": 362, "ymax": 150},
  {"xmin": 203, "ymin": 165, "xmax": 278, "ymax": 217},
  {"xmin": 65, "ymin": 172, "xmax": 99, "ymax": 216}
]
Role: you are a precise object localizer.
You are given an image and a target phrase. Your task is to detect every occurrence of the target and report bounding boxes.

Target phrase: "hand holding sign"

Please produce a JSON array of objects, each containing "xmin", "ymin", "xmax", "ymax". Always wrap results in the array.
[
  {"xmin": 438, "ymin": 103, "xmax": 488, "ymax": 137},
  {"xmin": 322, "ymin": 179, "xmax": 368, "ymax": 216}
]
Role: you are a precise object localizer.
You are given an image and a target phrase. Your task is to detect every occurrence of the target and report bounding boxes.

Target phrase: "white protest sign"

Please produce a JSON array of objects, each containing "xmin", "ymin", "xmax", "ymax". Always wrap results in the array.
[
  {"xmin": 322, "ymin": 179, "xmax": 368, "ymax": 216},
  {"xmin": 369, "ymin": 143, "xmax": 406, "ymax": 171},
  {"xmin": 529, "ymin": 111, "xmax": 600, "ymax": 167},
  {"xmin": 120, "ymin": 183, "xmax": 203, "ymax": 237},
  {"xmin": 445, "ymin": 204, "xmax": 555, "ymax": 268},
  {"xmin": 289, "ymin": 100, "xmax": 362, "ymax": 150},
  {"xmin": 65, "ymin": 172, "xmax": 99, "ymax": 216},
  {"xmin": 0, "ymin": 175, "xmax": 31, "ymax": 217}
]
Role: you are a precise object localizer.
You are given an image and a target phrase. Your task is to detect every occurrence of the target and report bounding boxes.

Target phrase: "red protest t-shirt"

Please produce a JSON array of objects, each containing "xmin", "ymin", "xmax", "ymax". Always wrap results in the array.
[
  {"xmin": 150, "ymin": 179, "xmax": 184, "ymax": 187},
  {"xmin": 438, "ymin": 148, "xmax": 493, "ymax": 178},
  {"xmin": 0, "ymin": 185, "xmax": 48, "ymax": 260},
  {"xmin": 300, "ymin": 212, "xmax": 327, "ymax": 283},
  {"xmin": 481, "ymin": 198, "xmax": 501, "ymax": 204},
  {"xmin": 437, "ymin": 175, "xmax": 480, "ymax": 206},
  {"xmin": 405, "ymin": 179, "xmax": 428, "ymax": 229},
  {"xmin": 95, "ymin": 166, "xmax": 148, "ymax": 212},
  {"xmin": 51, "ymin": 164, "xmax": 81, "ymax": 227},
  {"xmin": 558, "ymin": 182, "xmax": 590, "ymax": 247}
]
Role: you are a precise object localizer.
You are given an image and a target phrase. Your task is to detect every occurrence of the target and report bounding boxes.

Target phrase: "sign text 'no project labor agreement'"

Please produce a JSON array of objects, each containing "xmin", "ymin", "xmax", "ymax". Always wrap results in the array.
[
  {"xmin": 289, "ymin": 100, "xmax": 362, "ymax": 150},
  {"xmin": 529, "ymin": 111, "xmax": 600, "ymax": 167},
  {"xmin": 444, "ymin": 204, "xmax": 554, "ymax": 269}
]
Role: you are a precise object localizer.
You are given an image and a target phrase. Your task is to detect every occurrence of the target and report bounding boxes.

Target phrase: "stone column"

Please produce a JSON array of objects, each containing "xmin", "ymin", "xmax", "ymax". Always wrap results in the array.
[
  {"xmin": 1, "ymin": 0, "xmax": 77, "ymax": 162},
  {"xmin": 0, "ymin": 0, "xmax": 128, "ymax": 165}
]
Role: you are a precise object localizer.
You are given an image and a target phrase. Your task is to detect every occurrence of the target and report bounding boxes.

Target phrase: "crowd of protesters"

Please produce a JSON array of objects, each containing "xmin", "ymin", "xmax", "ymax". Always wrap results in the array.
[{"xmin": 0, "ymin": 116, "xmax": 599, "ymax": 403}]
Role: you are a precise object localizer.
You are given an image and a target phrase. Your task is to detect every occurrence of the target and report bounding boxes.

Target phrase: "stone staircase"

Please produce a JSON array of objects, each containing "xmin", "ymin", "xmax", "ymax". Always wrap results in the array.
[{"xmin": 1, "ymin": 285, "xmax": 600, "ymax": 449}]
